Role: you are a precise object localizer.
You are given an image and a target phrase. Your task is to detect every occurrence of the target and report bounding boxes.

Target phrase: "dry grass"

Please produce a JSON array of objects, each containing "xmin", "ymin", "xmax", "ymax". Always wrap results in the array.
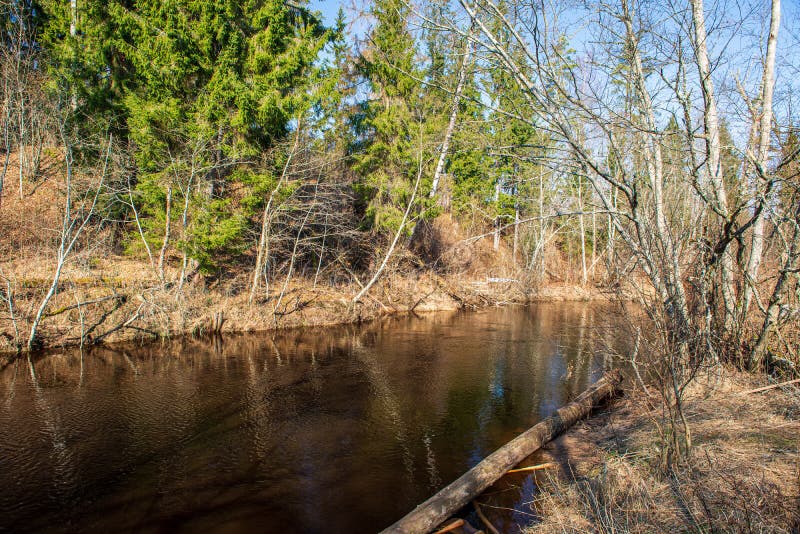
[
  {"xmin": 525, "ymin": 370, "xmax": 800, "ymax": 533},
  {"xmin": 0, "ymin": 248, "xmax": 515, "ymax": 357}
]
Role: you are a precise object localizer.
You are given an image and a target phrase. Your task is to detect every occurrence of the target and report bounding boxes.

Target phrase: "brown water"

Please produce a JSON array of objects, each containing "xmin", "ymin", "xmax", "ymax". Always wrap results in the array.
[{"xmin": 0, "ymin": 304, "xmax": 625, "ymax": 533}]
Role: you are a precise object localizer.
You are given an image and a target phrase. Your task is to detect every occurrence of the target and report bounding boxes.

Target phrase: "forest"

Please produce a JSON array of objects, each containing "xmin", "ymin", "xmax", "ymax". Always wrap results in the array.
[{"xmin": 1, "ymin": 0, "xmax": 799, "ymax": 530}]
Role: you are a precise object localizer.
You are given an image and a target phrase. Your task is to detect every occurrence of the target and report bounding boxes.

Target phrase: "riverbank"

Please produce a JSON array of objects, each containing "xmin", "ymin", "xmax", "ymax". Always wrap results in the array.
[
  {"xmin": 0, "ymin": 251, "xmax": 621, "ymax": 360},
  {"xmin": 1, "ymin": 170, "xmax": 623, "ymax": 358},
  {"xmin": 515, "ymin": 369, "xmax": 800, "ymax": 533}
]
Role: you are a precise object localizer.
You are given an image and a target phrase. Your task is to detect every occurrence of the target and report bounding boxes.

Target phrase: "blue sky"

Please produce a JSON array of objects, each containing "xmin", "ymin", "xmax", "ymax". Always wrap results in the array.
[
  {"xmin": 307, "ymin": 0, "xmax": 799, "ymax": 126},
  {"xmin": 309, "ymin": 0, "xmax": 348, "ymax": 25}
]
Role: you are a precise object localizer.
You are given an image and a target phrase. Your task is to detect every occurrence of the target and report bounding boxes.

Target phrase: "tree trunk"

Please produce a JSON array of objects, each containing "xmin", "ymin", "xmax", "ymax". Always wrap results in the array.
[
  {"xmin": 177, "ymin": 170, "xmax": 195, "ymax": 294},
  {"xmin": 70, "ymin": 0, "xmax": 78, "ymax": 111},
  {"xmin": 513, "ymin": 204, "xmax": 519, "ymax": 263},
  {"xmin": 578, "ymin": 176, "xmax": 587, "ymax": 285},
  {"xmin": 128, "ymin": 175, "xmax": 155, "ymax": 270},
  {"xmin": 750, "ymin": 202, "xmax": 797, "ymax": 368},
  {"xmin": 591, "ymin": 194, "xmax": 597, "ymax": 281},
  {"xmin": 742, "ymin": 0, "xmax": 781, "ymax": 320},
  {"xmin": 17, "ymin": 95, "xmax": 25, "ymax": 198},
  {"xmin": 493, "ymin": 179, "xmax": 501, "ymax": 251},
  {"xmin": 430, "ymin": 31, "xmax": 472, "ymax": 202},
  {"xmin": 158, "ymin": 184, "xmax": 172, "ymax": 283},
  {"xmin": 689, "ymin": 0, "xmax": 737, "ymax": 329},
  {"xmin": 250, "ymin": 127, "xmax": 301, "ymax": 304},
  {"xmin": 28, "ymin": 134, "xmax": 110, "ymax": 351},
  {"xmin": 381, "ymin": 371, "xmax": 623, "ymax": 534},
  {"xmin": 539, "ymin": 168, "xmax": 545, "ymax": 279},
  {"xmin": 354, "ymin": 160, "xmax": 423, "ymax": 303},
  {"xmin": 0, "ymin": 99, "xmax": 10, "ymax": 208}
]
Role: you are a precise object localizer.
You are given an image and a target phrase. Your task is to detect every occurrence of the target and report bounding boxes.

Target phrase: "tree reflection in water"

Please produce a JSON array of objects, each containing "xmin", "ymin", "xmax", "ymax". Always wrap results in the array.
[{"xmin": 0, "ymin": 303, "xmax": 627, "ymax": 533}]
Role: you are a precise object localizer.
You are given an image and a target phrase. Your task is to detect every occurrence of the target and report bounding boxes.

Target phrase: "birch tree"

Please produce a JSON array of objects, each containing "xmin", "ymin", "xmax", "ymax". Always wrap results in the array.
[
  {"xmin": 437, "ymin": 0, "xmax": 789, "ymax": 364},
  {"xmin": 28, "ymin": 121, "xmax": 112, "ymax": 350}
]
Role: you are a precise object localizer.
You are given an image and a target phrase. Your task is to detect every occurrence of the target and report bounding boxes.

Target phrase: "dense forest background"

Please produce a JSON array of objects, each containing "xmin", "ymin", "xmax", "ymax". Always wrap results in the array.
[{"xmin": 1, "ymin": 0, "xmax": 799, "ymax": 393}]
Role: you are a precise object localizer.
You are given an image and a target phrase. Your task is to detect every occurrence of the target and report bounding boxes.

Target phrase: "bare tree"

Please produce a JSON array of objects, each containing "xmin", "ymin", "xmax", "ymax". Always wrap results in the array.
[
  {"xmin": 354, "ymin": 156, "xmax": 424, "ymax": 303},
  {"xmin": 740, "ymin": 0, "xmax": 782, "ymax": 324},
  {"xmin": 441, "ymin": 0, "xmax": 789, "ymax": 353},
  {"xmin": 249, "ymin": 125, "xmax": 302, "ymax": 305},
  {"xmin": 27, "ymin": 121, "xmax": 112, "ymax": 351}
]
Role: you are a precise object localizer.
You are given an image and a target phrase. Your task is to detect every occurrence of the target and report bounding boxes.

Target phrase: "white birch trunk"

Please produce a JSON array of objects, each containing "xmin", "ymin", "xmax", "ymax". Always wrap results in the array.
[
  {"xmin": 430, "ymin": 33, "xmax": 472, "ymax": 201},
  {"xmin": 158, "ymin": 184, "xmax": 172, "ymax": 283},
  {"xmin": 493, "ymin": 179, "xmax": 501, "ymax": 251},
  {"xmin": 578, "ymin": 176, "xmax": 587, "ymax": 285},
  {"xmin": 689, "ymin": 0, "xmax": 737, "ymax": 328},
  {"xmin": 742, "ymin": 0, "xmax": 781, "ymax": 319}
]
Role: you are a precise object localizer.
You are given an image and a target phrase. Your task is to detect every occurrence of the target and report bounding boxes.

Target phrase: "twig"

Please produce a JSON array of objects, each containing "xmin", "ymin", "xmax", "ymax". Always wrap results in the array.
[
  {"xmin": 742, "ymin": 378, "xmax": 800, "ymax": 395},
  {"xmin": 433, "ymin": 519, "xmax": 464, "ymax": 534},
  {"xmin": 506, "ymin": 462, "xmax": 557, "ymax": 474},
  {"xmin": 472, "ymin": 501, "xmax": 500, "ymax": 534}
]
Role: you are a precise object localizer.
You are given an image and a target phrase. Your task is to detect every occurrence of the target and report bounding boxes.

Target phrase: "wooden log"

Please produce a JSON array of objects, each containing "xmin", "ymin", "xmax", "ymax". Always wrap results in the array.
[{"xmin": 380, "ymin": 370, "xmax": 623, "ymax": 534}]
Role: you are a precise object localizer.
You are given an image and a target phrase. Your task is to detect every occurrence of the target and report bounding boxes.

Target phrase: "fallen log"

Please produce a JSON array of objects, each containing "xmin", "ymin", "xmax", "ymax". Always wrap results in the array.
[{"xmin": 381, "ymin": 370, "xmax": 623, "ymax": 534}]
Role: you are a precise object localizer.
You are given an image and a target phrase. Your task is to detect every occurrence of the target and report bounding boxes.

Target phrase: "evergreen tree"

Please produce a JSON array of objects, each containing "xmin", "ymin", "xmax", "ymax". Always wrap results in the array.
[
  {"xmin": 354, "ymin": 0, "xmax": 422, "ymax": 233},
  {"xmin": 40, "ymin": 0, "xmax": 330, "ymax": 273}
]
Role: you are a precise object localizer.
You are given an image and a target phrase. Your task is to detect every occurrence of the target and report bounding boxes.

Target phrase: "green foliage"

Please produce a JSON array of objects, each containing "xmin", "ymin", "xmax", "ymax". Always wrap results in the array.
[
  {"xmin": 38, "ymin": 0, "xmax": 129, "ymax": 137},
  {"xmin": 39, "ymin": 0, "xmax": 331, "ymax": 273},
  {"xmin": 354, "ymin": 0, "xmax": 424, "ymax": 233},
  {"xmin": 181, "ymin": 198, "xmax": 247, "ymax": 274}
]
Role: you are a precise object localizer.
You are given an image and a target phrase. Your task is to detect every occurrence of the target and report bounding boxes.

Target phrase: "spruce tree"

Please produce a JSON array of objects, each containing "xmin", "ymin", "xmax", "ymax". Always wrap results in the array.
[
  {"xmin": 39, "ymin": 0, "xmax": 330, "ymax": 274},
  {"xmin": 354, "ymin": 0, "xmax": 422, "ymax": 233}
]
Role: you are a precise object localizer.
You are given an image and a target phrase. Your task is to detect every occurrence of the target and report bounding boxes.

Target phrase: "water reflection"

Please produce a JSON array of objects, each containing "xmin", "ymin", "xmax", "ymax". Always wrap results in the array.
[{"xmin": 0, "ymin": 303, "xmax": 625, "ymax": 533}]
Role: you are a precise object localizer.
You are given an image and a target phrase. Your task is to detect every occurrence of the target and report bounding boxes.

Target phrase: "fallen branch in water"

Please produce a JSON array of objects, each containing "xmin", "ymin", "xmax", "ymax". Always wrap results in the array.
[
  {"xmin": 472, "ymin": 500, "xmax": 499, "ymax": 534},
  {"xmin": 380, "ymin": 370, "xmax": 623, "ymax": 534},
  {"xmin": 506, "ymin": 462, "xmax": 557, "ymax": 474}
]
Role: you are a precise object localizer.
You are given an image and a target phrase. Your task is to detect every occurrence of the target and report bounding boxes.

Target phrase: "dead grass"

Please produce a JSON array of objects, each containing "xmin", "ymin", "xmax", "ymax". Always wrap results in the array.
[
  {"xmin": 0, "ymin": 250, "xmax": 511, "ymax": 356},
  {"xmin": 525, "ymin": 370, "xmax": 800, "ymax": 533}
]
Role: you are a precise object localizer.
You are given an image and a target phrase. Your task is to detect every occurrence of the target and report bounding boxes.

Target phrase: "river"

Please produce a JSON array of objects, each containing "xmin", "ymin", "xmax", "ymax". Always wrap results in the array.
[{"xmin": 0, "ymin": 303, "xmax": 626, "ymax": 533}]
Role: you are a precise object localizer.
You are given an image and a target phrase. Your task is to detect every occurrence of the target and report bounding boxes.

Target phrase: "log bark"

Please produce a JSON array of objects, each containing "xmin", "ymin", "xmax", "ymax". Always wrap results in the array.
[{"xmin": 380, "ymin": 370, "xmax": 623, "ymax": 534}]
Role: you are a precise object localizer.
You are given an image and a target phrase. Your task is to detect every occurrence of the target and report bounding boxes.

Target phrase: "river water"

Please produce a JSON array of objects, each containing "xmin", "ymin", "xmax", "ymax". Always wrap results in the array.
[{"xmin": 0, "ymin": 303, "xmax": 625, "ymax": 533}]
